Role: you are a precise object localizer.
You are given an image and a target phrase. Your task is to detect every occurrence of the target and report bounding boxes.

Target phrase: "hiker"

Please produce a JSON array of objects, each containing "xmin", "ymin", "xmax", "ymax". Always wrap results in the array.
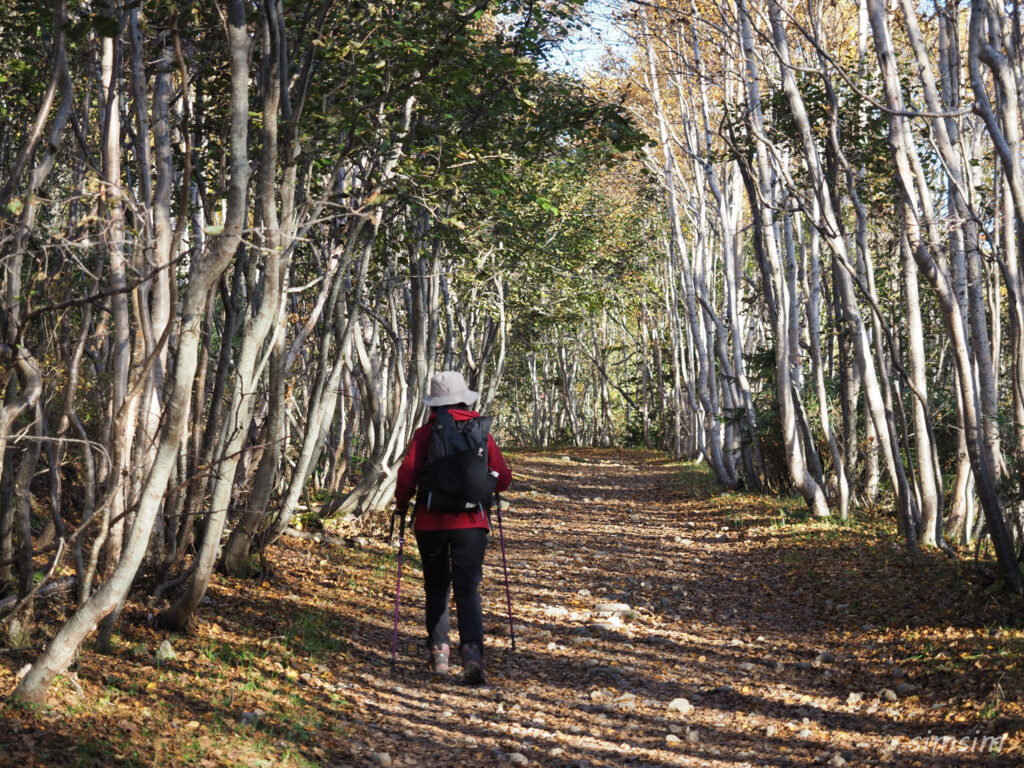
[{"xmin": 394, "ymin": 371, "xmax": 512, "ymax": 684}]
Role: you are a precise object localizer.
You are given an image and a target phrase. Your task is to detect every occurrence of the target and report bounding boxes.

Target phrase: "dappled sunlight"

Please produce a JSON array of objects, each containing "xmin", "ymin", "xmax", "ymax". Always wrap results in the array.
[
  {"xmin": 342, "ymin": 449, "xmax": 1022, "ymax": 766},
  {"xmin": 1, "ymin": 449, "xmax": 1020, "ymax": 766}
]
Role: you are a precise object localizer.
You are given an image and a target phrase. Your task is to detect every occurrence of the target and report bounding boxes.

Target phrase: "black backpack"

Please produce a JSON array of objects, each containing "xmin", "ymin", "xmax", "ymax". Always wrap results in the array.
[{"xmin": 418, "ymin": 407, "xmax": 497, "ymax": 511}]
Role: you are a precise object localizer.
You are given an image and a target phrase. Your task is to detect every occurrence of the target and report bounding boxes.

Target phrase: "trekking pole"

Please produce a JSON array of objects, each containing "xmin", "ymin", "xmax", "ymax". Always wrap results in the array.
[
  {"xmin": 390, "ymin": 504, "xmax": 410, "ymax": 674},
  {"xmin": 495, "ymin": 492, "xmax": 516, "ymax": 652}
]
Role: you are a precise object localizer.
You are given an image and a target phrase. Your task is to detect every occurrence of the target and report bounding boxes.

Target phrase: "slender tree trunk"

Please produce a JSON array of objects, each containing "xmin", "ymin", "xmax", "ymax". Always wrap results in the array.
[
  {"xmin": 14, "ymin": 0, "xmax": 253, "ymax": 702},
  {"xmin": 867, "ymin": 0, "xmax": 1020, "ymax": 589},
  {"xmin": 736, "ymin": 0, "xmax": 829, "ymax": 516}
]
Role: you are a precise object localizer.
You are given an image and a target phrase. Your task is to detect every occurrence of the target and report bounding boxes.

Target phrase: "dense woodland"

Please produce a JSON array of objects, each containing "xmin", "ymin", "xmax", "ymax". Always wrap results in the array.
[{"xmin": 1, "ymin": 0, "xmax": 1024, "ymax": 709}]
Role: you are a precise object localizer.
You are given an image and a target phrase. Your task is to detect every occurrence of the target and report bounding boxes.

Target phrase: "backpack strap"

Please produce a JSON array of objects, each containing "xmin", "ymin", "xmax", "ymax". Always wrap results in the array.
[{"xmin": 434, "ymin": 406, "xmax": 472, "ymax": 455}]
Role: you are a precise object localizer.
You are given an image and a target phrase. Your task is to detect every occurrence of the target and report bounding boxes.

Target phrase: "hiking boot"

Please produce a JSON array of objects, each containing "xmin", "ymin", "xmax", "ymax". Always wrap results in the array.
[
  {"xmin": 428, "ymin": 642, "xmax": 450, "ymax": 676},
  {"xmin": 461, "ymin": 643, "xmax": 485, "ymax": 685}
]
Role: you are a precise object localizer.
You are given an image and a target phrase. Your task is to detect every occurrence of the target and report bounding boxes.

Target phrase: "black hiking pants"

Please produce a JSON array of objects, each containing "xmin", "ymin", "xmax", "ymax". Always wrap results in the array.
[{"xmin": 414, "ymin": 527, "xmax": 488, "ymax": 650}]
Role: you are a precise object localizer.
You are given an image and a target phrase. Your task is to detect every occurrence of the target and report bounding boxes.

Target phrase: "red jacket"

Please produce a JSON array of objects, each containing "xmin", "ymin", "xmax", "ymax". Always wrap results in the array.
[{"xmin": 395, "ymin": 408, "xmax": 512, "ymax": 531}]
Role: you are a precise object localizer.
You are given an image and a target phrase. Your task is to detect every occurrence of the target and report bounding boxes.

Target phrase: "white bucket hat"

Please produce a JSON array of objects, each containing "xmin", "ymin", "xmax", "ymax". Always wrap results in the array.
[{"xmin": 423, "ymin": 371, "xmax": 478, "ymax": 407}]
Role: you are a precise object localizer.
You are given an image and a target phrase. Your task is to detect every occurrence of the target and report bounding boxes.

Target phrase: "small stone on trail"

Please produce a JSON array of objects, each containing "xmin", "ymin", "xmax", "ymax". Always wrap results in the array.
[
  {"xmin": 372, "ymin": 752, "xmax": 392, "ymax": 767},
  {"xmin": 881, "ymin": 688, "xmax": 898, "ymax": 702},
  {"xmin": 548, "ymin": 747, "xmax": 565, "ymax": 757},
  {"xmin": 738, "ymin": 662, "xmax": 754, "ymax": 673},
  {"xmin": 238, "ymin": 709, "xmax": 263, "ymax": 726},
  {"xmin": 685, "ymin": 727, "xmax": 700, "ymax": 744},
  {"xmin": 156, "ymin": 640, "xmax": 176, "ymax": 662},
  {"xmin": 589, "ymin": 665, "xmax": 625, "ymax": 679},
  {"xmin": 594, "ymin": 602, "xmax": 632, "ymax": 615},
  {"xmin": 895, "ymin": 682, "xmax": 918, "ymax": 696},
  {"xmin": 668, "ymin": 697, "xmax": 693, "ymax": 715},
  {"xmin": 815, "ymin": 651, "xmax": 836, "ymax": 664},
  {"xmin": 765, "ymin": 725, "xmax": 776, "ymax": 737},
  {"xmin": 847, "ymin": 692, "xmax": 864, "ymax": 705},
  {"xmin": 665, "ymin": 734, "xmax": 682, "ymax": 745},
  {"xmin": 829, "ymin": 754, "xmax": 848, "ymax": 767},
  {"xmin": 797, "ymin": 728, "xmax": 813, "ymax": 739},
  {"xmin": 577, "ymin": 588, "xmax": 591, "ymax": 597},
  {"xmin": 507, "ymin": 753, "xmax": 529, "ymax": 765}
]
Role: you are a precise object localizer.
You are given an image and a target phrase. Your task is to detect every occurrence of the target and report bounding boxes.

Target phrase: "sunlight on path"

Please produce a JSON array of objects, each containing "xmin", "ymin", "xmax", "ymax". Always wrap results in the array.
[{"xmin": 333, "ymin": 450, "xmax": 1013, "ymax": 768}]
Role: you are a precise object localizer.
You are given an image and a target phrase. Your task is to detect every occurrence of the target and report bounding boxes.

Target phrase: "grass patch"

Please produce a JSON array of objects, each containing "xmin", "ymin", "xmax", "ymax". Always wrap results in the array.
[
  {"xmin": 669, "ymin": 461, "xmax": 722, "ymax": 499},
  {"xmin": 281, "ymin": 608, "xmax": 347, "ymax": 660},
  {"xmin": 201, "ymin": 639, "xmax": 263, "ymax": 668}
]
